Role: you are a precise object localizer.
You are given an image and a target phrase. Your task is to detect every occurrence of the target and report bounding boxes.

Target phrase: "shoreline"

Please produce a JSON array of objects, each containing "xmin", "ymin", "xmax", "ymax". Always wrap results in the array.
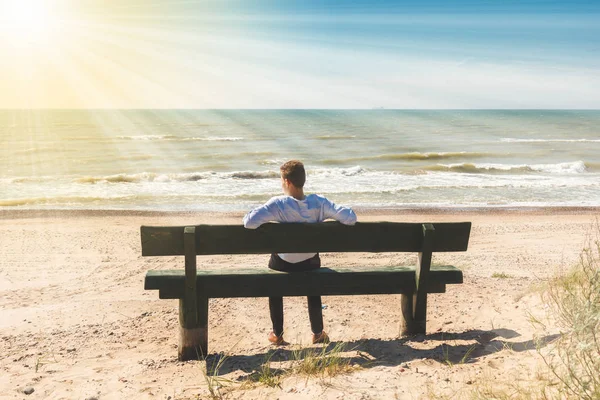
[{"xmin": 1, "ymin": 205, "xmax": 599, "ymax": 220}]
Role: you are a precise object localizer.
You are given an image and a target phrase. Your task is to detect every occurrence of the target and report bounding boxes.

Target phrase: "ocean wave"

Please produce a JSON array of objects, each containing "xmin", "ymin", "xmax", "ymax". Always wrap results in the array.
[
  {"xmin": 199, "ymin": 137, "xmax": 244, "ymax": 142},
  {"xmin": 586, "ymin": 162, "xmax": 600, "ymax": 172},
  {"xmin": 116, "ymin": 135, "xmax": 244, "ymax": 142},
  {"xmin": 314, "ymin": 135, "xmax": 357, "ymax": 140},
  {"xmin": 74, "ymin": 170, "xmax": 279, "ymax": 184},
  {"xmin": 334, "ymin": 165, "xmax": 365, "ymax": 176},
  {"xmin": 6, "ymin": 160, "xmax": 594, "ymax": 189},
  {"xmin": 75, "ymin": 172, "xmax": 207, "ymax": 184},
  {"xmin": 3, "ymin": 177, "xmax": 48, "ymax": 184},
  {"xmin": 426, "ymin": 161, "xmax": 588, "ymax": 174},
  {"xmin": 0, "ymin": 195, "xmax": 131, "ymax": 207},
  {"xmin": 117, "ymin": 135, "xmax": 179, "ymax": 141},
  {"xmin": 308, "ymin": 166, "xmax": 367, "ymax": 177},
  {"xmin": 241, "ymin": 151, "xmax": 276, "ymax": 157},
  {"xmin": 258, "ymin": 158, "xmax": 288, "ymax": 166},
  {"xmin": 76, "ymin": 174, "xmax": 143, "ymax": 184},
  {"xmin": 388, "ymin": 152, "xmax": 488, "ymax": 160},
  {"xmin": 322, "ymin": 152, "xmax": 489, "ymax": 164},
  {"xmin": 501, "ymin": 138, "xmax": 600, "ymax": 143},
  {"xmin": 68, "ymin": 166, "xmax": 371, "ymax": 184},
  {"xmin": 230, "ymin": 171, "xmax": 279, "ymax": 179}
]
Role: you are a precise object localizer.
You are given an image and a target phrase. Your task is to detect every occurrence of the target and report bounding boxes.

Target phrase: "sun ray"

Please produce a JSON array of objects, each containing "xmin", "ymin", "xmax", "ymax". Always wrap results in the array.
[{"xmin": 0, "ymin": 0, "xmax": 60, "ymax": 47}]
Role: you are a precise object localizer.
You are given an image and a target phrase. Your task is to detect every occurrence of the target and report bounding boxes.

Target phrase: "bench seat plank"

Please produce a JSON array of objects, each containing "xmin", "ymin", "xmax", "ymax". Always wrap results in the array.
[{"xmin": 145, "ymin": 265, "xmax": 462, "ymax": 299}]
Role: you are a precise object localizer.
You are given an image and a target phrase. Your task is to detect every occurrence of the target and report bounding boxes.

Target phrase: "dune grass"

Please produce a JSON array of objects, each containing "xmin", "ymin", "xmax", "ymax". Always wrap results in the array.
[
  {"xmin": 290, "ymin": 341, "xmax": 355, "ymax": 377},
  {"xmin": 537, "ymin": 225, "xmax": 600, "ymax": 399},
  {"xmin": 432, "ymin": 223, "xmax": 600, "ymax": 400},
  {"xmin": 243, "ymin": 349, "xmax": 284, "ymax": 388},
  {"xmin": 441, "ymin": 343, "xmax": 477, "ymax": 367},
  {"xmin": 201, "ymin": 351, "xmax": 235, "ymax": 400}
]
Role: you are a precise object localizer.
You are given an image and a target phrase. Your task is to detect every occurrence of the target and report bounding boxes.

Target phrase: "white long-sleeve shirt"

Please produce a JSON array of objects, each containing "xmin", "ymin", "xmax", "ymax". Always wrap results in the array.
[{"xmin": 243, "ymin": 194, "xmax": 357, "ymax": 263}]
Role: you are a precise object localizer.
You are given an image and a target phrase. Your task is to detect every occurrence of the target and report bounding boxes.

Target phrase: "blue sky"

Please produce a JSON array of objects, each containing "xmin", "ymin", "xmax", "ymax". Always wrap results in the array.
[
  {"xmin": 1, "ymin": 0, "xmax": 598, "ymax": 108},
  {"xmin": 122, "ymin": 0, "xmax": 600, "ymax": 13}
]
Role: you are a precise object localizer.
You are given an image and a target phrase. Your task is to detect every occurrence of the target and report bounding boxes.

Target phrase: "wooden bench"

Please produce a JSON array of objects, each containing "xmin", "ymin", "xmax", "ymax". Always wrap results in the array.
[{"xmin": 142, "ymin": 221, "xmax": 471, "ymax": 360}]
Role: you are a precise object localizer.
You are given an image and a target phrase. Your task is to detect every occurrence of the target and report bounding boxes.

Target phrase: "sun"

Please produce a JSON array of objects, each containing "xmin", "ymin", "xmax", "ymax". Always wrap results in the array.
[{"xmin": 0, "ymin": 0, "xmax": 59, "ymax": 46}]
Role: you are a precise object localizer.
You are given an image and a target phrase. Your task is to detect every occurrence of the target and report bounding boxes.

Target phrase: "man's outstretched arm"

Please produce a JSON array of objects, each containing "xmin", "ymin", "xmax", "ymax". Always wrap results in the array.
[
  {"xmin": 243, "ymin": 198, "xmax": 279, "ymax": 229},
  {"xmin": 323, "ymin": 199, "xmax": 357, "ymax": 225}
]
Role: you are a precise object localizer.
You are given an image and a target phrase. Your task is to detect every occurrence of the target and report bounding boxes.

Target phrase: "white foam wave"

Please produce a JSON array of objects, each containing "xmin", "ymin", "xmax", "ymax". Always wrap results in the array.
[
  {"xmin": 230, "ymin": 171, "xmax": 279, "ymax": 179},
  {"xmin": 501, "ymin": 138, "xmax": 600, "ymax": 143},
  {"xmin": 439, "ymin": 161, "xmax": 587, "ymax": 174},
  {"xmin": 310, "ymin": 166, "xmax": 367, "ymax": 177},
  {"xmin": 523, "ymin": 161, "xmax": 587, "ymax": 174},
  {"xmin": 75, "ymin": 172, "xmax": 208, "ymax": 184},
  {"xmin": 314, "ymin": 135, "xmax": 357, "ymax": 140},
  {"xmin": 2, "ymin": 177, "xmax": 48, "ymax": 184},
  {"xmin": 71, "ymin": 166, "xmax": 369, "ymax": 184},
  {"xmin": 199, "ymin": 137, "xmax": 244, "ymax": 142},
  {"xmin": 116, "ymin": 135, "xmax": 243, "ymax": 142},
  {"xmin": 117, "ymin": 135, "xmax": 177, "ymax": 141},
  {"xmin": 4, "ymin": 166, "xmax": 600, "ymax": 210},
  {"xmin": 259, "ymin": 158, "xmax": 288, "ymax": 166}
]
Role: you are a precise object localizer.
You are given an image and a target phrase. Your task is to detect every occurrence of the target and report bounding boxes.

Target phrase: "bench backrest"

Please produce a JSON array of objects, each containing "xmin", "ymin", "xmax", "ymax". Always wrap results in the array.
[
  {"xmin": 140, "ymin": 221, "xmax": 471, "ymax": 257},
  {"xmin": 141, "ymin": 221, "xmax": 471, "ymax": 326}
]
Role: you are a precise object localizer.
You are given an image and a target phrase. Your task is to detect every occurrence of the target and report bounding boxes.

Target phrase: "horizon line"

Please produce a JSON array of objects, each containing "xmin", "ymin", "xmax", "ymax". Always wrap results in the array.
[{"xmin": 1, "ymin": 108, "xmax": 599, "ymax": 111}]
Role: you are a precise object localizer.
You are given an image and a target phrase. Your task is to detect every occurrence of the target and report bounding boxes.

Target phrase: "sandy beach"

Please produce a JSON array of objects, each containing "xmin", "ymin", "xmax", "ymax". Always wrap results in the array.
[{"xmin": 0, "ymin": 208, "xmax": 598, "ymax": 399}]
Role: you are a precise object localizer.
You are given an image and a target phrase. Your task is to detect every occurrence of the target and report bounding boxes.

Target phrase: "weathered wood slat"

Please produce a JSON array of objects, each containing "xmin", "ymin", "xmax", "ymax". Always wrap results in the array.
[
  {"xmin": 145, "ymin": 265, "xmax": 462, "ymax": 299},
  {"xmin": 158, "ymin": 282, "xmax": 447, "ymax": 300},
  {"xmin": 179, "ymin": 226, "xmax": 200, "ymax": 361},
  {"xmin": 140, "ymin": 222, "xmax": 471, "ymax": 256},
  {"xmin": 177, "ymin": 293, "xmax": 208, "ymax": 360},
  {"xmin": 410, "ymin": 223, "xmax": 435, "ymax": 334},
  {"xmin": 400, "ymin": 294, "xmax": 417, "ymax": 335},
  {"xmin": 183, "ymin": 227, "xmax": 197, "ymax": 327},
  {"xmin": 145, "ymin": 264, "xmax": 463, "ymax": 278}
]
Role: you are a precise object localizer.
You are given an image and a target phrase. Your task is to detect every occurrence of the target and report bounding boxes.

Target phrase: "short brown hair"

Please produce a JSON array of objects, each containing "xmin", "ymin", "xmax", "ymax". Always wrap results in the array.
[{"xmin": 280, "ymin": 160, "xmax": 306, "ymax": 188}]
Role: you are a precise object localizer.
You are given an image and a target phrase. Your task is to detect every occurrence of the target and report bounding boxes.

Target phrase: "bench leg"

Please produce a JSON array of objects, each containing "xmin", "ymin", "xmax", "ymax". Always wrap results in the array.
[
  {"xmin": 178, "ymin": 295, "xmax": 209, "ymax": 361},
  {"xmin": 400, "ymin": 293, "xmax": 427, "ymax": 335}
]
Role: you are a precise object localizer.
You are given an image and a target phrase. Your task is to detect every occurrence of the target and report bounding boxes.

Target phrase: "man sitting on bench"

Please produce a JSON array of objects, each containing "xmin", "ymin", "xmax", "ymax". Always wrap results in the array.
[{"xmin": 243, "ymin": 160, "xmax": 357, "ymax": 346}]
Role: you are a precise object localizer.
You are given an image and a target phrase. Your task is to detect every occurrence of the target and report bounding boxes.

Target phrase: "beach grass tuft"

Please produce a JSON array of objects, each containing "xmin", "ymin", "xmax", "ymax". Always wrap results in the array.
[
  {"xmin": 243, "ymin": 349, "xmax": 284, "ymax": 388},
  {"xmin": 238, "ymin": 341, "xmax": 358, "ymax": 392},
  {"xmin": 290, "ymin": 341, "xmax": 355, "ymax": 378},
  {"xmin": 34, "ymin": 352, "xmax": 58, "ymax": 373},
  {"xmin": 201, "ymin": 351, "xmax": 234, "ymax": 400},
  {"xmin": 440, "ymin": 342, "xmax": 477, "ymax": 367},
  {"xmin": 491, "ymin": 272, "xmax": 513, "ymax": 279}
]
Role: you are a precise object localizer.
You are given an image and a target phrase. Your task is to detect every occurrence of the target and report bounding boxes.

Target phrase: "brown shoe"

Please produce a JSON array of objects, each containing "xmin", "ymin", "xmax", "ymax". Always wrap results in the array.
[
  {"xmin": 268, "ymin": 331, "xmax": 288, "ymax": 346},
  {"xmin": 312, "ymin": 331, "xmax": 330, "ymax": 344}
]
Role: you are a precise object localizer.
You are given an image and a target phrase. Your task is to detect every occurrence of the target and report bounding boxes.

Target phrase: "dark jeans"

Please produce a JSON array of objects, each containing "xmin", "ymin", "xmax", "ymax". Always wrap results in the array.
[{"xmin": 268, "ymin": 253, "xmax": 323, "ymax": 336}]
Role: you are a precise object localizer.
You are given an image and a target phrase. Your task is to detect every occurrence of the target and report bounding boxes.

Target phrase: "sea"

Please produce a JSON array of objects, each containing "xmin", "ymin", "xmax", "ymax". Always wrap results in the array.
[{"xmin": 1, "ymin": 110, "xmax": 599, "ymax": 212}]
